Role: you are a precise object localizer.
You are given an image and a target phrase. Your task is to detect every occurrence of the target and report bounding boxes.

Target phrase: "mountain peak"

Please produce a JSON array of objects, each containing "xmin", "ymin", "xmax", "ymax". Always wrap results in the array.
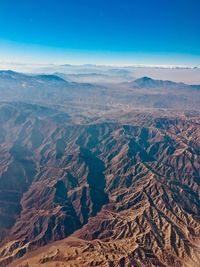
[
  {"xmin": 0, "ymin": 70, "xmax": 20, "ymax": 76},
  {"xmin": 0, "ymin": 70, "xmax": 28, "ymax": 80},
  {"xmin": 136, "ymin": 76, "xmax": 153, "ymax": 81},
  {"xmin": 133, "ymin": 76, "xmax": 158, "ymax": 88},
  {"xmin": 132, "ymin": 76, "xmax": 187, "ymax": 89}
]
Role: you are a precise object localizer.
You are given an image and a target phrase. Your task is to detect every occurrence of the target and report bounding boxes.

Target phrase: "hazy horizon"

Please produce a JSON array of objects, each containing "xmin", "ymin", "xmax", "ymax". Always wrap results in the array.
[{"xmin": 1, "ymin": 61, "xmax": 200, "ymax": 85}]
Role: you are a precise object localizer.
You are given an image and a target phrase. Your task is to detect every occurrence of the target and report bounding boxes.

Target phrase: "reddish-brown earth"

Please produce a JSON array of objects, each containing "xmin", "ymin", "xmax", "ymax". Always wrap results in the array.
[{"xmin": 0, "ymin": 101, "xmax": 200, "ymax": 266}]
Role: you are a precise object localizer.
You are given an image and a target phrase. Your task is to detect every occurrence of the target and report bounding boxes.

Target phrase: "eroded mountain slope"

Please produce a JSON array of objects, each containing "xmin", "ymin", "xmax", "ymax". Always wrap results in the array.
[{"xmin": 0, "ymin": 102, "xmax": 200, "ymax": 266}]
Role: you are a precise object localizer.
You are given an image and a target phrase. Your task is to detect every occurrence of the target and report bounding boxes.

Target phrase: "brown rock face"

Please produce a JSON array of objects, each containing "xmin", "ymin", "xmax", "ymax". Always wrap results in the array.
[{"xmin": 0, "ymin": 101, "xmax": 200, "ymax": 266}]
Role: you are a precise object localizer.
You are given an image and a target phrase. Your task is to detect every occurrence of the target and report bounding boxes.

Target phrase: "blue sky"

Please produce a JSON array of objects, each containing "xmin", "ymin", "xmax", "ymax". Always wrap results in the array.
[{"xmin": 0, "ymin": 0, "xmax": 199, "ymax": 66}]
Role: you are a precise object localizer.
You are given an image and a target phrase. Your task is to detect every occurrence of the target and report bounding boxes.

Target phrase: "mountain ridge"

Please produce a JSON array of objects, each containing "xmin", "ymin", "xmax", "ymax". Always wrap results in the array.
[
  {"xmin": 131, "ymin": 76, "xmax": 200, "ymax": 89},
  {"xmin": 0, "ymin": 102, "xmax": 200, "ymax": 266}
]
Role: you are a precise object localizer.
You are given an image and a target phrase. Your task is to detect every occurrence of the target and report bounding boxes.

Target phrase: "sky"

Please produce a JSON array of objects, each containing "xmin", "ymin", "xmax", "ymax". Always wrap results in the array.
[{"xmin": 0, "ymin": 0, "xmax": 200, "ymax": 66}]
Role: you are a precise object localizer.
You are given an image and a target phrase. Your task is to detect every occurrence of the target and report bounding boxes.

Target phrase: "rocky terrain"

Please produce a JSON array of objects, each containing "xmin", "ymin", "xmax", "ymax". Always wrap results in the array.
[{"xmin": 0, "ymin": 71, "xmax": 200, "ymax": 266}]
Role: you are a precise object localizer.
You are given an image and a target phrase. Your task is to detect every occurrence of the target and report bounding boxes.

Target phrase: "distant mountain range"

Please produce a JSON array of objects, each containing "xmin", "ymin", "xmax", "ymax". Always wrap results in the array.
[
  {"xmin": 1, "ymin": 70, "xmax": 200, "ymax": 90},
  {"xmin": 0, "ymin": 70, "xmax": 68, "ymax": 84},
  {"xmin": 131, "ymin": 76, "xmax": 200, "ymax": 89}
]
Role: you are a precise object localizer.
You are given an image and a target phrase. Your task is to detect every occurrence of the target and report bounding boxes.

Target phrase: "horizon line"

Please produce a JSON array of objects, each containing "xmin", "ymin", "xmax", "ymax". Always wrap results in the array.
[{"xmin": 0, "ymin": 61, "xmax": 199, "ymax": 69}]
